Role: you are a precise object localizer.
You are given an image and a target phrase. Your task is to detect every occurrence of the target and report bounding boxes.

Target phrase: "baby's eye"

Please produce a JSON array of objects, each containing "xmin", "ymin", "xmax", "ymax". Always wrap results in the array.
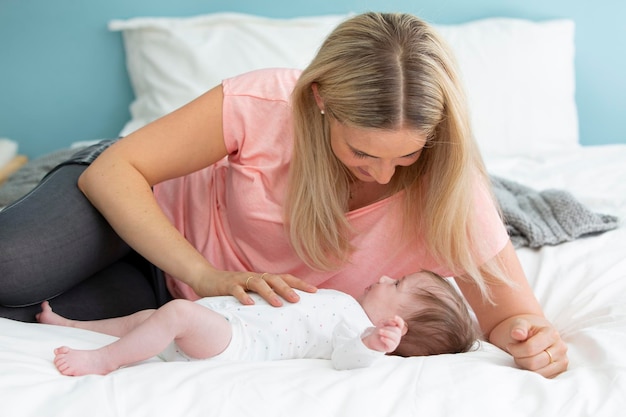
[{"xmin": 394, "ymin": 280, "xmax": 400, "ymax": 287}]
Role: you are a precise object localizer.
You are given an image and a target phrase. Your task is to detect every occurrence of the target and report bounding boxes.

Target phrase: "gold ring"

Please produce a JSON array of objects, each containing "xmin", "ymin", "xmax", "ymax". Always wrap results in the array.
[
  {"xmin": 259, "ymin": 272, "xmax": 269, "ymax": 281},
  {"xmin": 245, "ymin": 276, "xmax": 254, "ymax": 291},
  {"xmin": 544, "ymin": 348, "xmax": 554, "ymax": 364}
]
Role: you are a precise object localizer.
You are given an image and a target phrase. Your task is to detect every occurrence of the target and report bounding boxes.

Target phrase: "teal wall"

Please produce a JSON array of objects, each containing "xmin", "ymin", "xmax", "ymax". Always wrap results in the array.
[{"xmin": 1, "ymin": 0, "xmax": 625, "ymax": 158}]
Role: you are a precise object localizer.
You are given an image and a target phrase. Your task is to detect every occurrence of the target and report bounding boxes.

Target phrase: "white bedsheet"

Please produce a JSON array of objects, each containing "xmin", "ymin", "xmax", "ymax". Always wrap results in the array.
[{"xmin": 1, "ymin": 145, "xmax": 625, "ymax": 417}]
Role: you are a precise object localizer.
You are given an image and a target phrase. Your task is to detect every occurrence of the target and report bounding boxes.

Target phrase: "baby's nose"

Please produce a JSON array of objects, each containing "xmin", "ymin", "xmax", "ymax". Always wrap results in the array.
[{"xmin": 379, "ymin": 275, "xmax": 395, "ymax": 284}]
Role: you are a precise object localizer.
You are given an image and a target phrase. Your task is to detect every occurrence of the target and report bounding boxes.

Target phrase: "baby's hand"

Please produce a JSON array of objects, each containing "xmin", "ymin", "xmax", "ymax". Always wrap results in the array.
[{"xmin": 362, "ymin": 315, "xmax": 408, "ymax": 353}]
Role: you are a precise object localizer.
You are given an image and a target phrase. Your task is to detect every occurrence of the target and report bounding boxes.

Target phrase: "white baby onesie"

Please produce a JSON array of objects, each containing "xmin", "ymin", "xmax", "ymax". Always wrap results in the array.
[{"xmin": 160, "ymin": 289, "xmax": 384, "ymax": 370}]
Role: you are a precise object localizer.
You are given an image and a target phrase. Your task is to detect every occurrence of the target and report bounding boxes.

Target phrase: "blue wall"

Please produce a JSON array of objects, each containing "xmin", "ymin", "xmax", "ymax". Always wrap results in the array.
[{"xmin": 1, "ymin": 0, "xmax": 625, "ymax": 158}]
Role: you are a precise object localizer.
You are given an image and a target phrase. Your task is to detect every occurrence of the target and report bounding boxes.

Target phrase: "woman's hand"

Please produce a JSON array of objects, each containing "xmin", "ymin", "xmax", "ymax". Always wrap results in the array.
[
  {"xmin": 192, "ymin": 271, "xmax": 318, "ymax": 307},
  {"xmin": 488, "ymin": 314, "xmax": 569, "ymax": 378}
]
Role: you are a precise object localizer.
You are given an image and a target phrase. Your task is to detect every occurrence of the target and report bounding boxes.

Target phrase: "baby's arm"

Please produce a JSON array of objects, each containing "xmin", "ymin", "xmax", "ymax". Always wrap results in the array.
[
  {"xmin": 361, "ymin": 315, "xmax": 407, "ymax": 353},
  {"xmin": 331, "ymin": 315, "xmax": 407, "ymax": 370}
]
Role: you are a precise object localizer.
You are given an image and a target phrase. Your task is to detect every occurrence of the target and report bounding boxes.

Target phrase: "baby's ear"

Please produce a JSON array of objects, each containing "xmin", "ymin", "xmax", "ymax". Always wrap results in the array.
[{"xmin": 398, "ymin": 316, "xmax": 409, "ymax": 336}]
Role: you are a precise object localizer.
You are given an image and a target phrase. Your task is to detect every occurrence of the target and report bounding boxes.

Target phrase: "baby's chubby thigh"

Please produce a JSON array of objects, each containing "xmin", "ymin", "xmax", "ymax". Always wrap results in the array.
[{"xmin": 168, "ymin": 299, "xmax": 233, "ymax": 360}]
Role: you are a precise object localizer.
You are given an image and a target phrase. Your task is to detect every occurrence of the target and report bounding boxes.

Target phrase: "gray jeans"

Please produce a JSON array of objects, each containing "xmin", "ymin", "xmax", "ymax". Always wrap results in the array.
[{"xmin": 0, "ymin": 163, "xmax": 167, "ymax": 322}]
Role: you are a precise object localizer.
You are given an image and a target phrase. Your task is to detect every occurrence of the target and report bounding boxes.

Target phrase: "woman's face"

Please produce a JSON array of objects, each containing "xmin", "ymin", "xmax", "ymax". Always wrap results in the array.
[{"xmin": 328, "ymin": 118, "xmax": 427, "ymax": 184}]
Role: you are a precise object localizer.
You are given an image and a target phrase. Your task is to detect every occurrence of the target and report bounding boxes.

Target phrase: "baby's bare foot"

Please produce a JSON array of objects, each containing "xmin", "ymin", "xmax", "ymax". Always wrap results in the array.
[
  {"xmin": 53, "ymin": 346, "xmax": 117, "ymax": 376},
  {"xmin": 36, "ymin": 301, "xmax": 73, "ymax": 327}
]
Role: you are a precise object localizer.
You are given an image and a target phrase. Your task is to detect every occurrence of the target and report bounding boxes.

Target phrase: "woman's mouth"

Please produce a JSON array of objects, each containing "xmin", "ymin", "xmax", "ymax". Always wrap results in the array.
[{"xmin": 357, "ymin": 167, "xmax": 372, "ymax": 177}]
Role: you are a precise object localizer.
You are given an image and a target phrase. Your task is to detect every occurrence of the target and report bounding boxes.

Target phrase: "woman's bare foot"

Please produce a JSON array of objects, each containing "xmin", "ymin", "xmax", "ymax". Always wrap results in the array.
[
  {"xmin": 53, "ymin": 346, "xmax": 117, "ymax": 376},
  {"xmin": 36, "ymin": 301, "xmax": 74, "ymax": 327}
]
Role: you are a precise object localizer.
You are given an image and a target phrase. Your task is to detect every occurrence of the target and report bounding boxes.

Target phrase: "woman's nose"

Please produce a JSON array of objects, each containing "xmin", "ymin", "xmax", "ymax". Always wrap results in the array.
[{"xmin": 372, "ymin": 160, "xmax": 396, "ymax": 184}]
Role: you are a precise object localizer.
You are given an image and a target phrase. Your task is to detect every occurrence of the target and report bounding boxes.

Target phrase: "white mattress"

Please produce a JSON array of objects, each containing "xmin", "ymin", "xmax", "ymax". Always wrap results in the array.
[{"xmin": 1, "ymin": 145, "xmax": 625, "ymax": 417}]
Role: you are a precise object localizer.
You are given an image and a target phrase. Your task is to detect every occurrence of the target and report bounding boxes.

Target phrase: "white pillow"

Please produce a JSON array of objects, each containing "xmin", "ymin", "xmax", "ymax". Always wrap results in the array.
[
  {"xmin": 433, "ymin": 18, "xmax": 579, "ymax": 157},
  {"xmin": 110, "ymin": 13, "xmax": 579, "ymax": 157},
  {"xmin": 109, "ymin": 13, "xmax": 350, "ymax": 136}
]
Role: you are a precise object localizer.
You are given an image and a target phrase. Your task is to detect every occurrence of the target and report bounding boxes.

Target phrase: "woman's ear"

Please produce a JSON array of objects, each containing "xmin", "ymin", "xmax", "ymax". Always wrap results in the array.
[{"xmin": 311, "ymin": 83, "xmax": 325, "ymax": 113}]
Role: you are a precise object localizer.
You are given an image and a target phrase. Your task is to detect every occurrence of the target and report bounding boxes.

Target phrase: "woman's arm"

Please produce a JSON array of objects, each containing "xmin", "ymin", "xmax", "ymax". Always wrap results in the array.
[
  {"xmin": 455, "ymin": 241, "xmax": 569, "ymax": 378},
  {"xmin": 78, "ymin": 86, "xmax": 311, "ymax": 305},
  {"xmin": 79, "ymin": 87, "xmax": 227, "ymax": 295}
]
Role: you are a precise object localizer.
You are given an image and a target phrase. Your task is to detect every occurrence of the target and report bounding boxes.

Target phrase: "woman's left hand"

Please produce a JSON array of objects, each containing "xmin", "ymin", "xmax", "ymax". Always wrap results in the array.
[{"xmin": 489, "ymin": 314, "xmax": 569, "ymax": 378}]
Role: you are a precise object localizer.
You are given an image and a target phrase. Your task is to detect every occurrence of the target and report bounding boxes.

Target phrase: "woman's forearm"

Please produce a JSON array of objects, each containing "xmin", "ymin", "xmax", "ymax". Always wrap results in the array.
[
  {"xmin": 78, "ymin": 86, "xmax": 229, "ymax": 294},
  {"xmin": 455, "ymin": 240, "xmax": 544, "ymax": 339},
  {"xmin": 78, "ymin": 156, "xmax": 217, "ymax": 292}
]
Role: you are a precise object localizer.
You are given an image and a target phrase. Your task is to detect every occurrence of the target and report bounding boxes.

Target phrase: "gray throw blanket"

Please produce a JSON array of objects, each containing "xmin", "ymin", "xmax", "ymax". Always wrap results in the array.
[{"xmin": 491, "ymin": 175, "xmax": 619, "ymax": 248}]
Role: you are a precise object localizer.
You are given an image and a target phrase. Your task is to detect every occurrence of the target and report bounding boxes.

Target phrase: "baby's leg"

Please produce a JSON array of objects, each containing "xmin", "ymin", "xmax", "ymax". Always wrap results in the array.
[
  {"xmin": 37, "ymin": 301, "xmax": 154, "ymax": 337},
  {"xmin": 52, "ymin": 299, "xmax": 232, "ymax": 376}
]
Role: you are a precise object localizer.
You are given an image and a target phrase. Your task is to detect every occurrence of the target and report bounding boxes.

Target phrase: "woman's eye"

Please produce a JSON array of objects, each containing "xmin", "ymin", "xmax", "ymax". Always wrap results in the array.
[{"xmin": 352, "ymin": 150, "xmax": 368, "ymax": 159}]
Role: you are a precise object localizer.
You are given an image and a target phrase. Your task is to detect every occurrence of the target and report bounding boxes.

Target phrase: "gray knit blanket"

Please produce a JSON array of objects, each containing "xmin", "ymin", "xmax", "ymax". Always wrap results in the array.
[{"xmin": 491, "ymin": 175, "xmax": 619, "ymax": 248}]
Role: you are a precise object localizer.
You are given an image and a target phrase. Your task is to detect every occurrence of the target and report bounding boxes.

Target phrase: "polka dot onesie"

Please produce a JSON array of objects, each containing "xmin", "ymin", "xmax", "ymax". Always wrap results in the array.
[{"xmin": 160, "ymin": 289, "xmax": 384, "ymax": 370}]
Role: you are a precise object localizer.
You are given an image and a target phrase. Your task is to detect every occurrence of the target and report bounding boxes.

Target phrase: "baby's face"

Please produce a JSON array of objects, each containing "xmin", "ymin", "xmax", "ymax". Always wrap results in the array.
[{"xmin": 358, "ymin": 272, "xmax": 434, "ymax": 325}]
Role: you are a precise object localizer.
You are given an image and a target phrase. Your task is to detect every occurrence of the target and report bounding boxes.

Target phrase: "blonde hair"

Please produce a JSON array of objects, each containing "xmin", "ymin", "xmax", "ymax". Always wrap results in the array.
[
  {"xmin": 393, "ymin": 271, "xmax": 480, "ymax": 357},
  {"xmin": 286, "ymin": 12, "xmax": 508, "ymax": 301}
]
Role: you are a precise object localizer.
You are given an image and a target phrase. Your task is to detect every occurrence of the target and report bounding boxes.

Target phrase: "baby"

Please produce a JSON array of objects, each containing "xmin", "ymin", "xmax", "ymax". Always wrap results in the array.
[{"xmin": 37, "ymin": 271, "xmax": 479, "ymax": 375}]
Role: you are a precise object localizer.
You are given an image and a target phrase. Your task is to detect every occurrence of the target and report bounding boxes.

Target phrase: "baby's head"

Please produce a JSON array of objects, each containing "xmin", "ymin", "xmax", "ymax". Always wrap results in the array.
[
  {"xmin": 359, "ymin": 271, "xmax": 480, "ymax": 357},
  {"xmin": 395, "ymin": 271, "xmax": 479, "ymax": 357}
]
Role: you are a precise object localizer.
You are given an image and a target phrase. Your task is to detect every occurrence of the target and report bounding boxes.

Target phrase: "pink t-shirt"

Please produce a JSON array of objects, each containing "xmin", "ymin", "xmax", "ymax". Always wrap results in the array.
[{"xmin": 153, "ymin": 68, "xmax": 509, "ymax": 300}]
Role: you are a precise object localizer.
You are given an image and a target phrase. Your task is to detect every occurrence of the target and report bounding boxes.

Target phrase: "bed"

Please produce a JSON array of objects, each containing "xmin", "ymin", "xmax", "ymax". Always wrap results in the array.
[{"xmin": 1, "ymin": 13, "xmax": 625, "ymax": 417}]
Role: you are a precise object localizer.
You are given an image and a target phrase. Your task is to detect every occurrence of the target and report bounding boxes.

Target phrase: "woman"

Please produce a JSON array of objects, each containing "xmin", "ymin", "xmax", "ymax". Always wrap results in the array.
[{"xmin": 0, "ymin": 12, "xmax": 567, "ymax": 377}]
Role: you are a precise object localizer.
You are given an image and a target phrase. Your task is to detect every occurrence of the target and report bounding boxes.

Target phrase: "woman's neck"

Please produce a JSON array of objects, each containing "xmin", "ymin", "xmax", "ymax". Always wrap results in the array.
[{"xmin": 348, "ymin": 181, "xmax": 391, "ymax": 211}]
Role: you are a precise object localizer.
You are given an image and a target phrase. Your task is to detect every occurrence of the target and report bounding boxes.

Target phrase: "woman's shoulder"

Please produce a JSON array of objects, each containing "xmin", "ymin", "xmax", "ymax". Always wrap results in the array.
[
  {"xmin": 222, "ymin": 68, "xmax": 302, "ymax": 101},
  {"xmin": 221, "ymin": 68, "xmax": 300, "ymax": 155}
]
